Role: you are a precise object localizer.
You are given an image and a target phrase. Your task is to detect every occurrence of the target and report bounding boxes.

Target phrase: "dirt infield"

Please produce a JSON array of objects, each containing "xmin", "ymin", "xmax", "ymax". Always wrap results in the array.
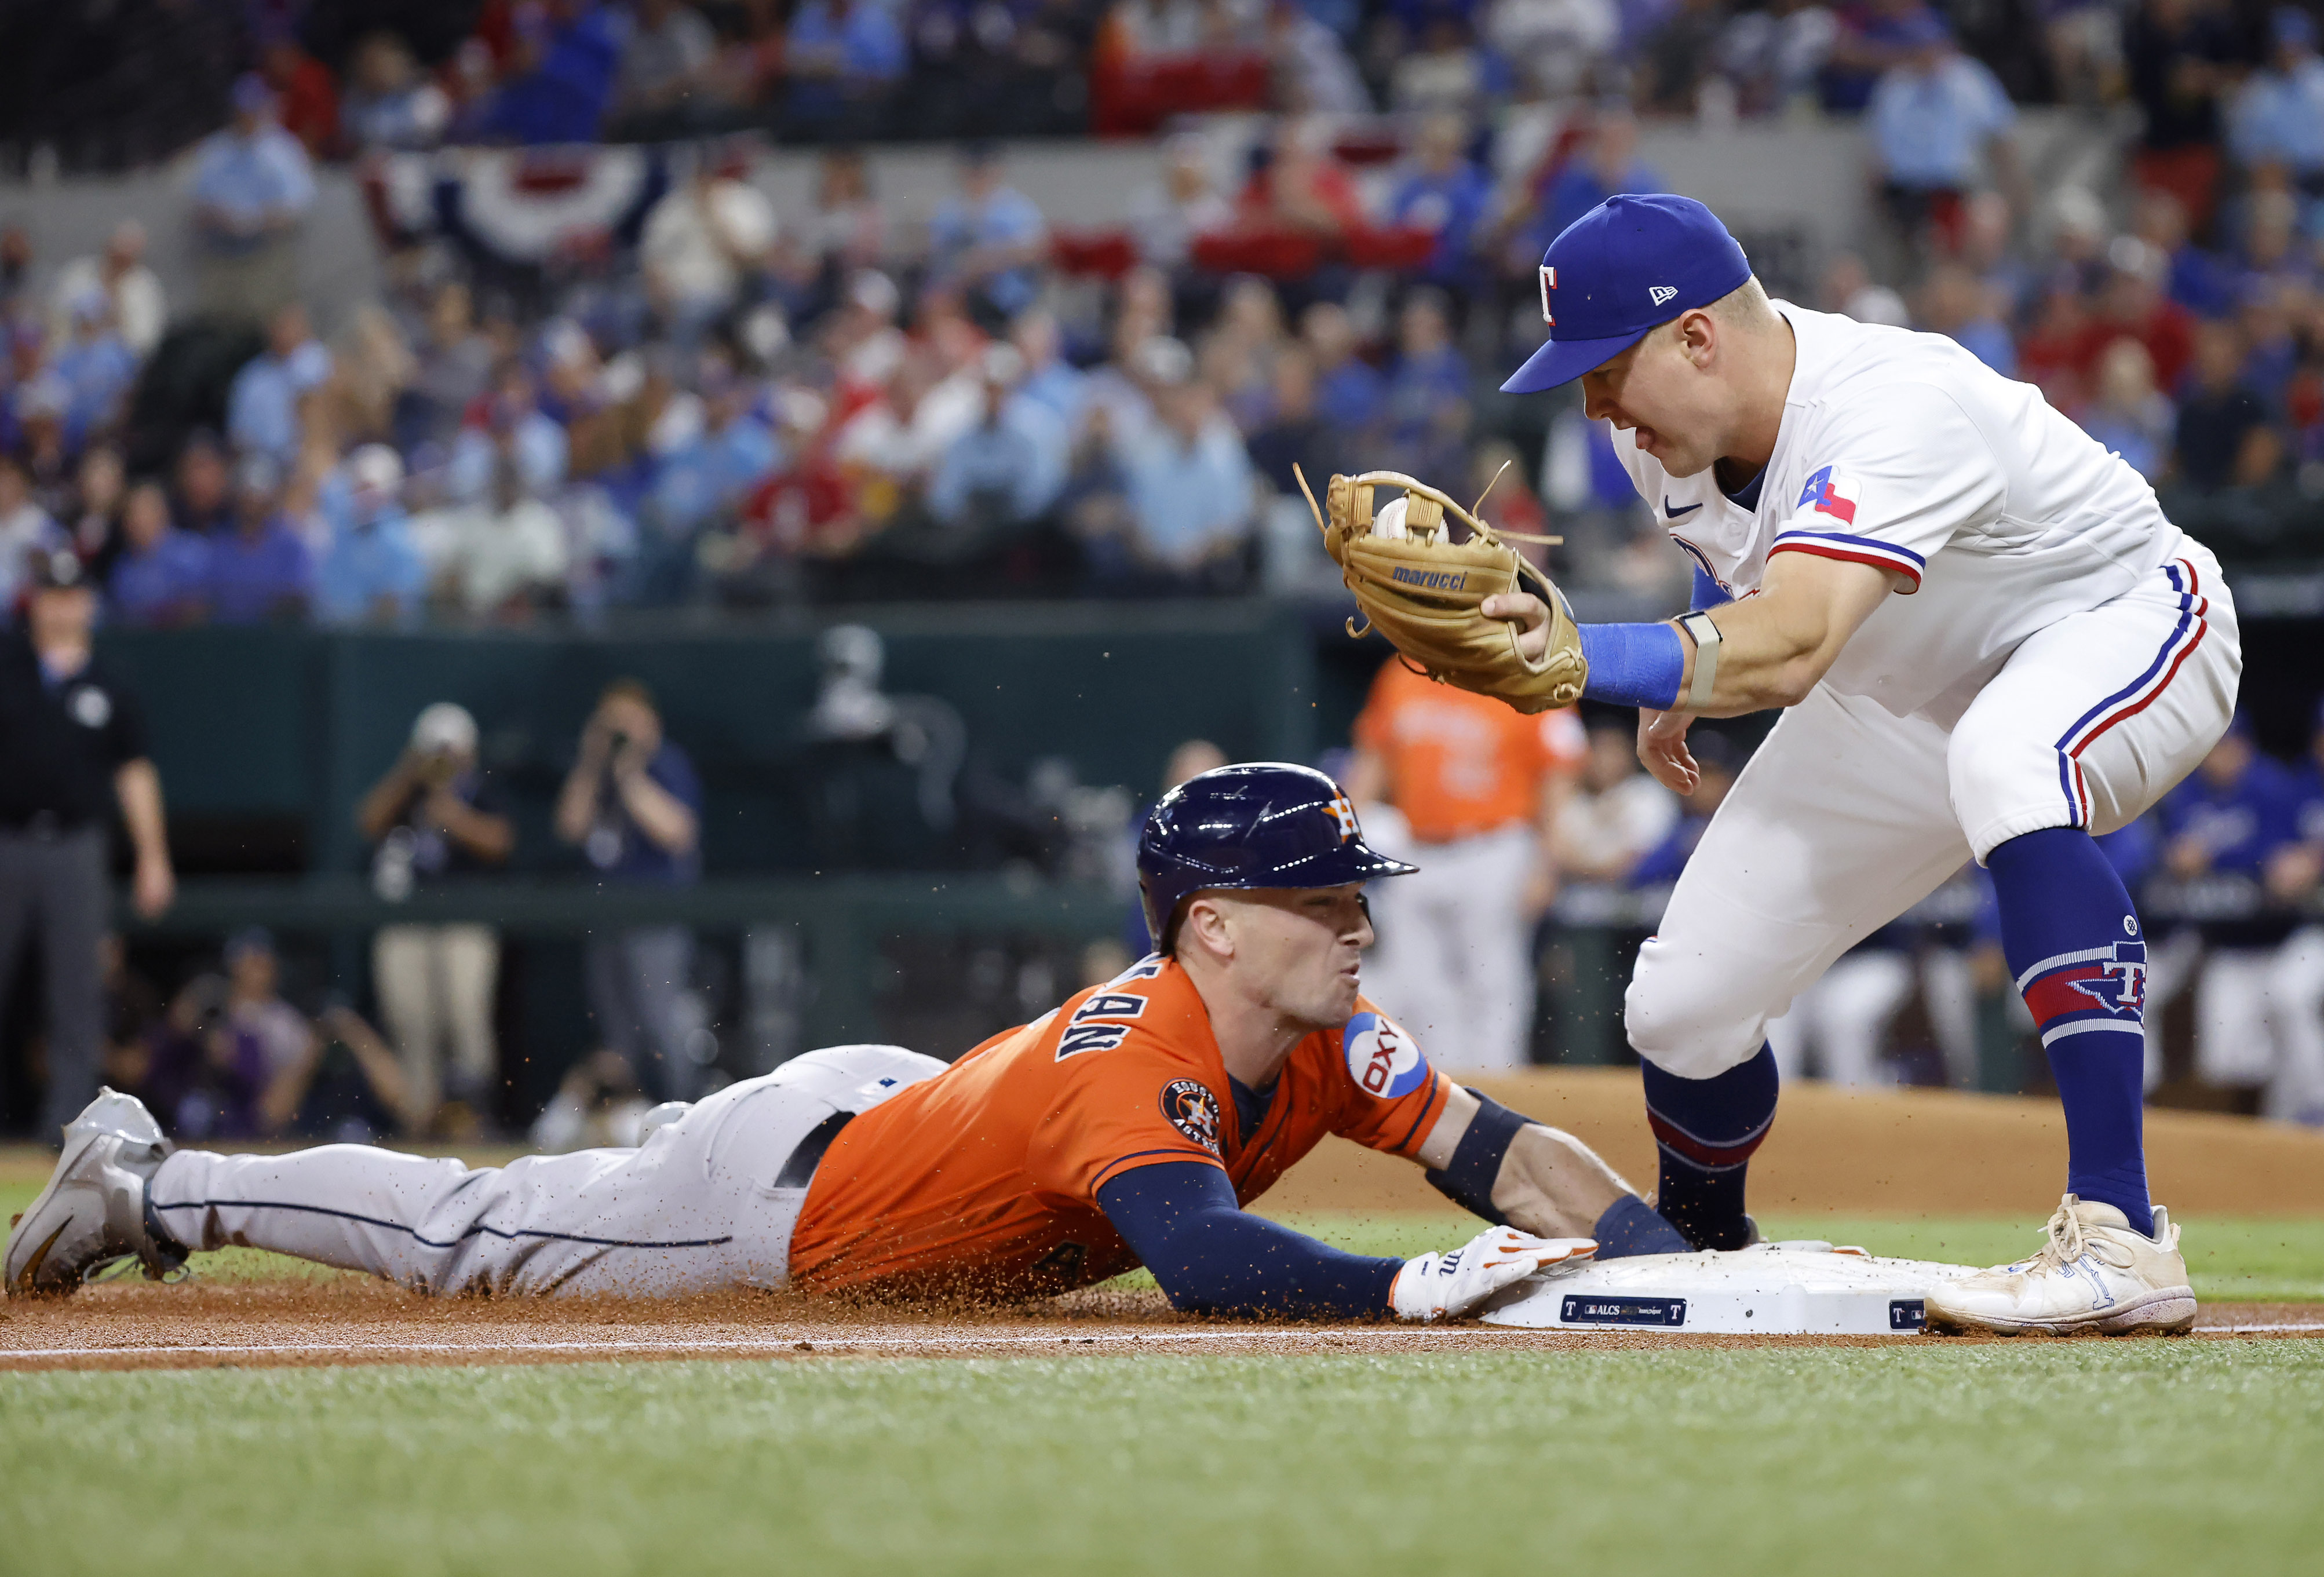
[
  {"xmin": 6, "ymin": 1078, "xmax": 2321, "ymax": 1374},
  {"xmin": 1, "ymin": 1277, "xmax": 2316, "ymax": 1373},
  {"xmin": 1258, "ymin": 1069, "xmax": 2324, "ymax": 1221}
]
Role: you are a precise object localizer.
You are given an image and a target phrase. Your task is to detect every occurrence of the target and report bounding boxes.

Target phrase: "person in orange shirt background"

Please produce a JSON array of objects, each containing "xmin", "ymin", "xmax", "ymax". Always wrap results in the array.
[{"xmin": 1344, "ymin": 658, "xmax": 1587, "ymax": 1070}]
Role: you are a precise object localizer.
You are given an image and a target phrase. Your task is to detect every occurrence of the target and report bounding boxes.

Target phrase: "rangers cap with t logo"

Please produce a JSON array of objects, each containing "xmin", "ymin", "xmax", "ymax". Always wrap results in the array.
[{"xmin": 1501, "ymin": 193, "xmax": 1753, "ymax": 393}]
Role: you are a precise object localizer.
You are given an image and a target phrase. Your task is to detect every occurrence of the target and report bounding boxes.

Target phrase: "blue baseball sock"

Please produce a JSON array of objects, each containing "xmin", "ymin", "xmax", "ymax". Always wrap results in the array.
[
  {"xmin": 1640, "ymin": 1045, "xmax": 1778, "ymax": 1250},
  {"xmin": 1590, "ymin": 1193, "xmax": 1692, "ymax": 1258},
  {"xmin": 1986, "ymin": 828, "xmax": 2154, "ymax": 1235}
]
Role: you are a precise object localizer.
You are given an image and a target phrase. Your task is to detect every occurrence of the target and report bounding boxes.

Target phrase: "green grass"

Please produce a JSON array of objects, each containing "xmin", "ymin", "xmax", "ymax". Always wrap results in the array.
[{"xmin": 5, "ymin": 1345, "xmax": 2322, "ymax": 1576}]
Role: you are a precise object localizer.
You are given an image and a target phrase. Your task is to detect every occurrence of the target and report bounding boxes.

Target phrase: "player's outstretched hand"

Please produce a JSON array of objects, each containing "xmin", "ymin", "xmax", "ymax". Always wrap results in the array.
[{"xmin": 1389, "ymin": 1226, "xmax": 1596, "ymax": 1322}]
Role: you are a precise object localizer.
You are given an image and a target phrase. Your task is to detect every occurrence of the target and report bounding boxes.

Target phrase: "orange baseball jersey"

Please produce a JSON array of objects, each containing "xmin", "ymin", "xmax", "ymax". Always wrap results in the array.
[
  {"xmin": 787, "ymin": 955, "xmax": 1453, "ymax": 1299},
  {"xmin": 1352, "ymin": 658, "xmax": 1587, "ymax": 843}
]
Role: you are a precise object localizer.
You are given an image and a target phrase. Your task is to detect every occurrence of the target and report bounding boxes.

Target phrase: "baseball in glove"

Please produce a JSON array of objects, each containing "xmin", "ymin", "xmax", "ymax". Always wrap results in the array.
[{"xmin": 1297, "ymin": 464, "xmax": 1587, "ymax": 714}]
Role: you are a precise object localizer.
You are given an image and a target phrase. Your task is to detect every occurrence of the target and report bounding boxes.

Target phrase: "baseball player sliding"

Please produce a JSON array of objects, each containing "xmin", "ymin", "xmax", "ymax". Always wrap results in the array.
[
  {"xmin": 1315, "ymin": 194, "xmax": 2239, "ymax": 1335},
  {"xmin": 10, "ymin": 765, "xmax": 1703, "ymax": 1320}
]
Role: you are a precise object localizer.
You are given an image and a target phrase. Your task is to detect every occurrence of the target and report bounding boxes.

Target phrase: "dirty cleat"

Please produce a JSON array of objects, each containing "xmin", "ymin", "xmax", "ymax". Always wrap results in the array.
[
  {"xmin": 1925, "ymin": 1195, "xmax": 2196, "ymax": 1337},
  {"xmin": 5, "ymin": 1089, "xmax": 187, "ymax": 1296}
]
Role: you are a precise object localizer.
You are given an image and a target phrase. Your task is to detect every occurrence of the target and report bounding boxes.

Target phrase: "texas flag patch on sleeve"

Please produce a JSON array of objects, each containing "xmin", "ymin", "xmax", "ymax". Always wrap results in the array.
[
  {"xmin": 1796, "ymin": 464, "xmax": 1858, "ymax": 524},
  {"xmin": 1768, "ymin": 462, "xmax": 1925, "ymax": 591}
]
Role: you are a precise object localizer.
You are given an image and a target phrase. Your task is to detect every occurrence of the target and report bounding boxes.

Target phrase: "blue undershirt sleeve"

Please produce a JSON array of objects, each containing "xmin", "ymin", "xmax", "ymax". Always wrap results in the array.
[{"xmin": 1097, "ymin": 1162, "xmax": 1404, "ymax": 1319}]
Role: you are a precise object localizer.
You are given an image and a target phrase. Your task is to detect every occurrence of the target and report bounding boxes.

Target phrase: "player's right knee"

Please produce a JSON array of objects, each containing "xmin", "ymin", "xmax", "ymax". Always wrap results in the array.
[{"xmin": 1624, "ymin": 965, "xmax": 1772, "ymax": 1081}]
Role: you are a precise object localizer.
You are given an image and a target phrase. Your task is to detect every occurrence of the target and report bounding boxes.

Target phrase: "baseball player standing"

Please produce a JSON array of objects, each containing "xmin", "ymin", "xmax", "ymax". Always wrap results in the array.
[
  {"xmin": 1344, "ymin": 656, "xmax": 1586, "ymax": 1069},
  {"xmin": 11, "ymin": 765, "xmax": 1698, "ymax": 1316},
  {"xmin": 1483, "ymin": 195, "xmax": 2239, "ymax": 1335}
]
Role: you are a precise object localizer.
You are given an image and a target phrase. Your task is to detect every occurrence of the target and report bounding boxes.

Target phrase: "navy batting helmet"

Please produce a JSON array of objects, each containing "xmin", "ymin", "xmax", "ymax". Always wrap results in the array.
[{"xmin": 1137, "ymin": 762, "xmax": 1416, "ymax": 951}]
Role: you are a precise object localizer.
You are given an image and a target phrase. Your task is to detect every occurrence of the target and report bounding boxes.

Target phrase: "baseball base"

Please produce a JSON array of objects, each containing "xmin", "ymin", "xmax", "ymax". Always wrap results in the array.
[{"xmin": 1477, "ymin": 1241, "xmax": 1982, "ymax": 1335}]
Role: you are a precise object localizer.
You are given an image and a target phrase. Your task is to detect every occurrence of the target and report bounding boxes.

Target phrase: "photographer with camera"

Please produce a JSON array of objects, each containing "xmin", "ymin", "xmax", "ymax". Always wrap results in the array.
[
  {"xmin": 356, "ymin": 702, "xmax": 514, "ymax": 1136},
  {"xmin": 554, "ymin": 678, "xmax": 705, "ymax": 1103}
]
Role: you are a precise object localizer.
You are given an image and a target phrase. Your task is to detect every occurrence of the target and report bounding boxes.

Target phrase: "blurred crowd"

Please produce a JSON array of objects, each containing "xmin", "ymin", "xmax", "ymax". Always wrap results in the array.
[
  {"xmin": 0, "ymin": 2, "xmax": 2318, "ymax": 631},
  {"xmin": 4, "ymin": 0, "xmax": 2312, "ymax": 166}
]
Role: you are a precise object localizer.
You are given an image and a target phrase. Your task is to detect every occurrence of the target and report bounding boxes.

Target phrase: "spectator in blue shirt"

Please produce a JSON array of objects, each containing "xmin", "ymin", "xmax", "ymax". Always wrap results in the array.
[
  {"xmin": 448, "ymin": 362, "xmax": 571, "ymax": 505},
  {"xmin": 1117, "ymin": 371, "xmax": 1256, "ymax": 588},
  {"xmin": 553, "ymin": 678, "xmax": 706, "ymax": 1101},
  {"xmin": 2161, "ymin": 716, "xmax": 2303, "ymax": 885},
  {"xmin": 206, "ymin": 455, "xmax": 315, "ymax": 625},
  {"xmin": 228, "ymin": 303, "xmax": 335, "ymax": 467},
  {"xmin": 475, "ymin": 0, "xmax": 629, "ymax": 144},
  {"xmin": 929, "ymin": 145, "xmax": 1049, "ymax": 323},
  {"xmin": 50, "ymin": 291, "xmax": 138, "ymax": 452},
  {"xmin": 1301, "ymin": 300, "xmax": 1384, "ymax": 435},
  {"xmin": 1916, "ymin": 261, "xmax": 2017, "ymax": 377},
  {"xmin": 1011, "ymin": 309, "xmax": 1088, "ymax": 429},
  {"xmin": 108, "ymin": 481, "xmax": 210, "ymax": 627},
  {"xmin": 785, "ymin": 0, "xmax": 908, "ymax": 135},
  {"xmin": 929, "ymin": 344, "xmax": 1070, "ymax": 532},
  {"xmin": 1866, "ymin": 16, "xmax": 2019, "ymax": 244},
  {"xmin": 1381, "ymin": 289, "xmax": 1471, "ymax": 480},
  {"xmin": 1528, "ymin": 108, "xmax": 1662, "ymax": 261},
  {"xmin": 317, "ymin": 445, "xmax": 428, "ymax": 626},
  {"xmin": 2230, "ymin": 9, "xmax": 2324, "ymax": 184},
  {"xmin": 189, "ymin": 74, "xmax": 316, "ymax": 324},
  {"xmin": 651, "ymin": 363, "xmax": 780, "ymax": 535},
  {"xmin": 1387, "ymin": 114, "xmax": 1493, "ymax": 299}
]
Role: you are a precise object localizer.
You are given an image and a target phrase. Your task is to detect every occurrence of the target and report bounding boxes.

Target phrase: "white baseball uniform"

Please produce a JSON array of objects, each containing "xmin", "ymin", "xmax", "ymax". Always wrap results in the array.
[{"xmin": 1614, "ymin": 302, "xmax": 2242, "ymax": 1079}]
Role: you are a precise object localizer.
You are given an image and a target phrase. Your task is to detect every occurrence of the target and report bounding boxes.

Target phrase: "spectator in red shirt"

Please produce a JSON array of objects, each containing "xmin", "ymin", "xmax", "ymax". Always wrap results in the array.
[
  {"xmin": 260, "ymin": 31, "xmax": 341, "ymax": 160},
  {"xmin": 2075, "ymin": 243, "xmax": 2196, "ymax": 395},
  {"xmin": 1237, "ymin": 121, "xmax": 1366, "ymax": 242}
]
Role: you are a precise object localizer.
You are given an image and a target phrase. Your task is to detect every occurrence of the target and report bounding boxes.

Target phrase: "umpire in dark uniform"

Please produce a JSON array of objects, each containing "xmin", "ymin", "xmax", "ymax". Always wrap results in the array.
[{"xmin": 0, "ymin": 548, "xmax": 176, "ymax": 1141}]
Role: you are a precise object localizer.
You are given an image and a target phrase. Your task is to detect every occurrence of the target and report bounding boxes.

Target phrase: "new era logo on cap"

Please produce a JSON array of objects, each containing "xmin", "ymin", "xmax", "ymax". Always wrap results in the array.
[
  {"xmin": 1539, "ymin": 265, "xmax": 1556, "ymax": 326},
  {"xmin": 1649, "ymin": 285, "xmax": 1677, "ymax": 306}
]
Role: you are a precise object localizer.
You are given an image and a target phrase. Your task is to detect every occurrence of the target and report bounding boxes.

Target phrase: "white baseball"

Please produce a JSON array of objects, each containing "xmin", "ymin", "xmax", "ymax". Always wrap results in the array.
[{"xmin": 1372, "ymin": 497, "xmax": 1410, "ymax": 540}]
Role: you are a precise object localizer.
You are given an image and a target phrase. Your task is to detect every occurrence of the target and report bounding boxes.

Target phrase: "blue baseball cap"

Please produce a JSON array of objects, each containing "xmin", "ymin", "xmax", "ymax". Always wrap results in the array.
[{"xmin": 1501, "ymin": 194, "xmax": 1754, "ymax": 393}]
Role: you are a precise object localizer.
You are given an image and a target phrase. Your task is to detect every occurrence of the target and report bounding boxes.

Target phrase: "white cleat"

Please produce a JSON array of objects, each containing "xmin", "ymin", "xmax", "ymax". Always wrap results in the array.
[
  {"xmin": 5, "ymin": 1088, "xmax": 187, "ymax": 1297},
  {"xmin": 1925, "ymin": 1195, "xmax": 2196, "ymax": 1337}
]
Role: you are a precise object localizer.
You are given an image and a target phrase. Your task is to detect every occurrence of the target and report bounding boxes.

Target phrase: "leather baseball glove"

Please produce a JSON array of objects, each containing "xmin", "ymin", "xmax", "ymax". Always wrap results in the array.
[{"xmin": 1298, "ymin": 465, "xmax": 1586, "ymax": 714}]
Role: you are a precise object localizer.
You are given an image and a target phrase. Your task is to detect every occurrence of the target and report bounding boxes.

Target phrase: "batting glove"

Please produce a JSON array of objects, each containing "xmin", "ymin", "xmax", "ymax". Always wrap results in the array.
[{"xmin": 1389, "ymin": 1226, "xmax": 1595, "ymax": 1322}]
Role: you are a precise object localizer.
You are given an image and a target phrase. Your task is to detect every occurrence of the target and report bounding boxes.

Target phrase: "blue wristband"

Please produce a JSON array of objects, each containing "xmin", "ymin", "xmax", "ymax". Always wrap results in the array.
[{"xmin": 1578, "ymin": 622, "xmax": 1685, "ymax": 710}]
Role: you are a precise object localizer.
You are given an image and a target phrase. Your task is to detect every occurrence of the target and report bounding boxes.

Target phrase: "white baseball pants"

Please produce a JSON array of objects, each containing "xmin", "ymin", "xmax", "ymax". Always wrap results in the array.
[
  {"xmin": 1360, "ymin": 820, "xmax": 1539, "ymax": 1070},
  {"xmin": 148, "ymin": 1045, "xmax": 946, "ymax": 1297},
  {"xmin": 1630, "ymin": 546, "xmax": 2240, "ymax": 1080}
]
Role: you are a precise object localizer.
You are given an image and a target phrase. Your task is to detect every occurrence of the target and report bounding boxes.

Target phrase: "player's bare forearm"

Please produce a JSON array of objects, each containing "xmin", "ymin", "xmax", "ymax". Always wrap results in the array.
[
  {"xmin": 1670, "ymin": 553, "xmax": 1894, "ymax": 716},
  {"xmin": 1421, "ymin": 1086, "xmax": 1630, "ymax": 1237}
]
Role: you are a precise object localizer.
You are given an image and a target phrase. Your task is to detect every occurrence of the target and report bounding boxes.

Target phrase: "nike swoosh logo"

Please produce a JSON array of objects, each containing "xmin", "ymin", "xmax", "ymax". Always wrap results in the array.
[{"xmin": 1663, "ymin": 498, "xmax": 1702, "ymax": 518}]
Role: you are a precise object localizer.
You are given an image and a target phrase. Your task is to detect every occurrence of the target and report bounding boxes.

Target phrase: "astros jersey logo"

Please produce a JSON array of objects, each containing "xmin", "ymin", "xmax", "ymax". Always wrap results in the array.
[
  {"xmin": 2066, "ymin": 942, "xmax": 2147, "ymax": 1015},
  {"xmin": 1538, "ymin": 265, "xmax": 1556, "ymax": 326},
  {"xmin": 1343, "ymin": 1012, "xmax": 1429, "ymax": 1099},
  {"xmin": 1325, "ymin": 793, "xmax": 1359, "ymax": 841},
  {"xmin": 1159, "ymin": 1079, "xmax": 1223, "ymax": 1155},
  {"xmin": 1796, "ymin": 465, "xmax": 1859, "ymax": 525}
]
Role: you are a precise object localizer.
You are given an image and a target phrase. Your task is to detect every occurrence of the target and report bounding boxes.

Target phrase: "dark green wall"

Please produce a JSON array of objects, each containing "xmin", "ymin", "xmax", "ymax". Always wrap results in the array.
[{"xmin": 100, "ymin": 604, "xmax": 1329, "ymax": 878}]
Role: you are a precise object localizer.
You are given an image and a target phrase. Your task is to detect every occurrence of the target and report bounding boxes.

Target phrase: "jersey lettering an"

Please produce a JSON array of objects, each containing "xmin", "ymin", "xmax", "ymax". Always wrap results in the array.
[{"xmin": 787, "ymin": 957, "xmax": 1452, "ymax": 1298}]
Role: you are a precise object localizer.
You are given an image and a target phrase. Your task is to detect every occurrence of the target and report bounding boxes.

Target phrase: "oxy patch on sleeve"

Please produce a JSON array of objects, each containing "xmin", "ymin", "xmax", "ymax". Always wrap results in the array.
[{"xmin": 1342, "ymin": 1012, "xmax": 1430, "ymax": 1099}]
